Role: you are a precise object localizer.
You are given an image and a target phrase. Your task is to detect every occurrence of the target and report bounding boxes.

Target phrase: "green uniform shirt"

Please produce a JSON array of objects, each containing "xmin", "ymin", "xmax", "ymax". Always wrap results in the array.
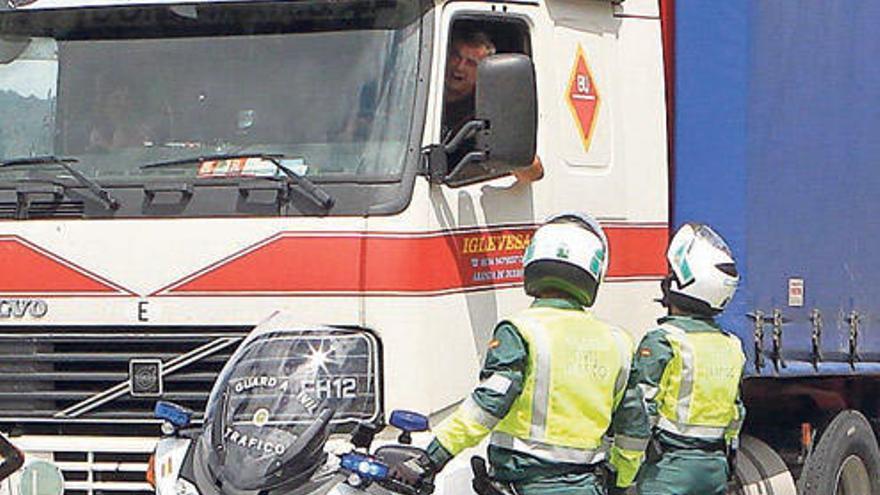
[
  {"xmin": 630, "ymin": 315, "xmax": 746, "ymax": 451},
  {"xmin": 426, "ymin": 298, "xmax": 650, "ymax": 484}
]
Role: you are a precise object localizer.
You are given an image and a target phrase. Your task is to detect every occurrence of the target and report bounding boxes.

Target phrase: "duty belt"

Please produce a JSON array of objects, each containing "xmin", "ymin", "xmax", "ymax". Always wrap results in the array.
[
  {"xmin": 470, "ymin": 455, "xmax": 606, "ymax": 495},
  {"xmin": 647, "ymin": 436, "xmax": 726, "ymax": 464}
]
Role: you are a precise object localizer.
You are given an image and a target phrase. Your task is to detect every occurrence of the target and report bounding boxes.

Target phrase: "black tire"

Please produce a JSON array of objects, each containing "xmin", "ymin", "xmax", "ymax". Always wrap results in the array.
[
  {"xmin": 798, "ymin": 410, "xmax": 880, "ymax": 495},
  {"xmin": 727, "ymin": 435, "xmax": 796, "ymax": 495}
]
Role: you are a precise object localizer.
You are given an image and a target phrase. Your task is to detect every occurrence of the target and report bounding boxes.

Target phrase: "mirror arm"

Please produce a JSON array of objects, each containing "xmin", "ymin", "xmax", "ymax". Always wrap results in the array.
[
  {"xmin": 444, "ymin": 150, "xmax": 488, "ymax": 183},
  {"xmin": 444, "ymin": 120, "xmax": 486, "ymax": 154},
  {"xmin": 423, "ymin": 145, "xmax": 448, "ymax": 185}
]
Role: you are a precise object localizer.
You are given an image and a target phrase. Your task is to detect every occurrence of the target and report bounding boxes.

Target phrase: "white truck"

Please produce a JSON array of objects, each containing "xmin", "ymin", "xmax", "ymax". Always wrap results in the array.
[{"xmin": 0, "ymin": 0, "xmax": 668, "ymax": 494}]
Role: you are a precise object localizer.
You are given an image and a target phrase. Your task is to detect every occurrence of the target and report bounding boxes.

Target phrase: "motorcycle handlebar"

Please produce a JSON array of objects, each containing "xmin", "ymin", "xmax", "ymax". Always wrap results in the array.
[{"xmin": 338, "ymin": 447, "xmax": 434, "ymax": 495}]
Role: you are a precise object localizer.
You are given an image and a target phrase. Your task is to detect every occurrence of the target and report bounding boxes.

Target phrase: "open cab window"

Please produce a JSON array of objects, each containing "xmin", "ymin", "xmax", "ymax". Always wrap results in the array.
[{"xmin": 434, "ymin": 15, "xmax": 537, "ymax": 187}]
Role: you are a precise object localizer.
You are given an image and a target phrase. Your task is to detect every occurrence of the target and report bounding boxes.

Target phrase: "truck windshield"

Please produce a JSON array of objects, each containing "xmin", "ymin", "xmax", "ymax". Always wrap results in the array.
[{"xmin": 0, "ymin": 0, "xmax": 421, "ymax": 183}]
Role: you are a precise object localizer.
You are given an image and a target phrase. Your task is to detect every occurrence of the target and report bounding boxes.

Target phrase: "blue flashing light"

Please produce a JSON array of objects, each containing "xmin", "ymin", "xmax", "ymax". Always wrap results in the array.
[
  {"xmin": 154, "ymin": 401, "xmax": 193, "ymax": 428},
  {"xmin": 340, "ymin": 453, "xmax": 388, "ymax": 481},
  {"xmin": 389, "ymin": 410, "xmax": 429, "ymax": 433}
]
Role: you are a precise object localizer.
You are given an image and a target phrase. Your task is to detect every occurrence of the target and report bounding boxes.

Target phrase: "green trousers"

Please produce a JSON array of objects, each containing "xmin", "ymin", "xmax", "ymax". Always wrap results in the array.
[
  {"xmin": 636, "ymin": 450, "xmax": 728, "ymax": 495},
  {"xmin": 513, "ymin": 472, "xmax": 606, "ymax": 495}
]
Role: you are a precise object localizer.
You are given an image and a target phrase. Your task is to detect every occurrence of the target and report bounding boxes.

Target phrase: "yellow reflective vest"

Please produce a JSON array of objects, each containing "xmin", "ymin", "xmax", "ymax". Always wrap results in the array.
[
  {"xmin": 434, "ymin": 305, "xmax": 643, "ymax": 465},
  {"xmin": 654, "ymin": 322, "xmax": 745, "ymax": 441},
  {"xmin": 489, "ymin": 306, "xmax": 634, "ymax": 463},
  {"xmin": 430, "ymin": 301, "xmax": 650, "ymax": 489}
]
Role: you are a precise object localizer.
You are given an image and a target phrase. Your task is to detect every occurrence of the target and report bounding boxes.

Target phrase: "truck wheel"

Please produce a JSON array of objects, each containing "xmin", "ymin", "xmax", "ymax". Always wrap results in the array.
[
  {"xmin": 797, "ymin": 410, "xmax": 880, "ymax": 495},
  {"xmin": 728, "ymin": 435, "xmax": 796, "ymax": 495}
]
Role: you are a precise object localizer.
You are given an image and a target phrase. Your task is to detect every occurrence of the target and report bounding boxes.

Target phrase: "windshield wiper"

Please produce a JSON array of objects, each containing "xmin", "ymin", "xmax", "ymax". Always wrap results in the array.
[
  {"xmin": 0, "ymin": 156, "xmax": 121, "ymax": 210},
  {"xmin": 141, "ymin": 153, "xmax": 335, "ymax": 210}
]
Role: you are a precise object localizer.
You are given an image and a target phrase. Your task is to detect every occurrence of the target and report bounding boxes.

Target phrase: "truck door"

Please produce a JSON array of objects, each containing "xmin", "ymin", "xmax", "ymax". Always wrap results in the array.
[{"xmin": 429, "ymin": 1, "xmax": 668, "ymax": 335}]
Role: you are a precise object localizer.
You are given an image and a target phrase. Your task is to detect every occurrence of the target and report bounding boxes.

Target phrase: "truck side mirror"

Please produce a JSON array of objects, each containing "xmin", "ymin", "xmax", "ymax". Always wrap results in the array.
[
  {"xmin": 389, "ymin": 409, "xmax": 429, "ymax": 445},
  {"xmin": 442, "ymin": 54, "xmax": 537, "ymax": 187},
  {"xmin": 476, "ymin": 53, "xmax": 537, "ymax": 169}
]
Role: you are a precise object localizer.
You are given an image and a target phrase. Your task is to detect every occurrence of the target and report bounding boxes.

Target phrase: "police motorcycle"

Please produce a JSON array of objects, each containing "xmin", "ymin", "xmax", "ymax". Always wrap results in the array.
[{"xmin": 149, "ymin": 312, "xmax": 436, "ymax": 495}]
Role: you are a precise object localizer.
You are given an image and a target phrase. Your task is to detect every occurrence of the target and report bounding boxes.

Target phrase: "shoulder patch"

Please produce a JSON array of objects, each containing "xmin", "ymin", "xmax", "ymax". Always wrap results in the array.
[
  {"xmin": 488, "ymin": 339, "xmax": 501, "ymax": 349},
  {"xmin": 639, "ymin": 347, "xmax": 652, "ymax": 357}
]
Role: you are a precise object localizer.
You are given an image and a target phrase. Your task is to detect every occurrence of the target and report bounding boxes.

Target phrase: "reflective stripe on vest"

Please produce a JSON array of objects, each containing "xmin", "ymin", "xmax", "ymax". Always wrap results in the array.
[
  {"xmin": 656, "ymin": 322, "xmax": 744, "ymax": 440},
  {"xmin": 614, "ymin": 434, "xmax": 650, "ymax": 452},
  {"xmin": 664, "ymin": 324, "xmax": 696, "ymax": 425},
  {"xmin": 491, "ymin": 431, "xmax": 609, "ymax": 464},
  {"xmin": 727, "ymin": 416, "xmax": 744, "ymax": 434},
  {"xmin": 478, "ymin": 373, "xmax": 513, "ymax": 396},
  {"xmin": 529, "ymin": 316, "xmax": 552, "ymax": 440},
  {"xmin": 461, "ymin": 396, "xmax": 502, "ymax": 430},
  {"xmin": 491, "ymin": 307, "xmax": 632, "ymax": 463},
  {"xmin": 657, "ymin": 417, "xmax": 726, "ymax": 439}
]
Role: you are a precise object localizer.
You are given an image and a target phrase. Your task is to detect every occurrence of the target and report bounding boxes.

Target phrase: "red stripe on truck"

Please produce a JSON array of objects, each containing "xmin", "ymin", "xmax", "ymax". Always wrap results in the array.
[
  {"xmin": 156, "ymin": 225, "xmax": 668, "ymax": 296},
  {"xmin": 0, "ymin": 236, "xmax": 131, "ymax": 296}
]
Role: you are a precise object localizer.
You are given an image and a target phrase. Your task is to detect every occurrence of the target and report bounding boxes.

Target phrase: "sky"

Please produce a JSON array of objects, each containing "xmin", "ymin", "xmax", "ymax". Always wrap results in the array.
[{"xmin": 0, "ymin": 60, "xmax": 57, "ymax": 99}]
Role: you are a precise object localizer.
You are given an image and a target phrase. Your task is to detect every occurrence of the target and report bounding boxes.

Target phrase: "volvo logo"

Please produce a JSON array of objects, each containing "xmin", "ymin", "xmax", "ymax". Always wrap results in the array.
[
  {"xmin": 0, "ymin": 299, "xmax": 48, "ymax": 319},
  {"xmin": 129, "ymin": 359, "xmax": 163, "ymax": 397}
]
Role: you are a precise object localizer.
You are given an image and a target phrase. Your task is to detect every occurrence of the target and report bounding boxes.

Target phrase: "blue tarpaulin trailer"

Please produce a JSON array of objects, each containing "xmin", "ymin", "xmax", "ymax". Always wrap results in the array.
[{"xmin": 672, "ymin": 2, "xmax": 880, "ymax": 493}]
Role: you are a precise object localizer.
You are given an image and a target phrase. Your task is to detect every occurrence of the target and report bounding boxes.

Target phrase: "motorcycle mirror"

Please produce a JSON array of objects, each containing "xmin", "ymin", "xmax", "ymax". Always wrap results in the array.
[
  {"xmin": 390, "ymin": 410, "xmax": 429, "ymax": 433},
  {"xmin": 154, "ymin": 401, "xmax": 193, "ymax": 429},
  {"xmin": 389, "ymin": 410, "xmax": 428, "ymax": 445}
]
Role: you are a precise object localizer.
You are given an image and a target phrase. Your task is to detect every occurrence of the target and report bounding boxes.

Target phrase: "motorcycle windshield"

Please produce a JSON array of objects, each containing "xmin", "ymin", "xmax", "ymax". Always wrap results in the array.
[{"xmin": 203, "ymin": 326, "xmax": 380, "ymax": 490}]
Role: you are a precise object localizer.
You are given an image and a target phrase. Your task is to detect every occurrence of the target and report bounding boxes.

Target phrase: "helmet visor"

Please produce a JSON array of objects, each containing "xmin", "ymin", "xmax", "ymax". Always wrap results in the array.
[{"xmin": 692, "ymin": 223, "xmax": 733, "ymax": 258}]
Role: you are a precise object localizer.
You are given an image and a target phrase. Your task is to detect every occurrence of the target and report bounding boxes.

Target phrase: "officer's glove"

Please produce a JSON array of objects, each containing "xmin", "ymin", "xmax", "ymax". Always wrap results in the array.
[
  {"xmin": 470, "ymin": 456, "xmax": 511, "ymax": 495},
  {"xmin": 387, "ymin": 457, "xmax": 432, "ymax": 483},
  {"xmin": 598, "ymin": 463, "xmax": 629, "ymax": 495},
  {"xmin": 646, "ymin": 438, "xmax": 664, "ymax": 464}
]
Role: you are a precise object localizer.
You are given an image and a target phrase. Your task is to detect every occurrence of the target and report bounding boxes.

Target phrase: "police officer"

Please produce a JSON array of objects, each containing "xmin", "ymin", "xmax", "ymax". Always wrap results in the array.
[
  {"xmin": 630, "ymin": 223, "xmax": 746, "ymax": 495},
  {"xmin": 403, "ymin": 213, "xmax": 650, "ymax": 494}
]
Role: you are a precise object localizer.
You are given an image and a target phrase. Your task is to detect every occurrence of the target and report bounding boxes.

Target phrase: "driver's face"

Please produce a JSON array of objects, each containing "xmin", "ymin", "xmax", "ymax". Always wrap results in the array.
[{"xmin": 445, "ymin": 40, "xmax": 491, "ymax": 103}]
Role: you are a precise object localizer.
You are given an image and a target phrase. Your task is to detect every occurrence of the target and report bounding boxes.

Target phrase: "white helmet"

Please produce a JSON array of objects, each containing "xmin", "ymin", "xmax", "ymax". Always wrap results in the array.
[
  {"xmin": 523, "ymin": 212, "xmax": 608, "ymax": 307},
  {"xmin": 663, "ymin": 223, "xmax": 739, "ymax": 315}
]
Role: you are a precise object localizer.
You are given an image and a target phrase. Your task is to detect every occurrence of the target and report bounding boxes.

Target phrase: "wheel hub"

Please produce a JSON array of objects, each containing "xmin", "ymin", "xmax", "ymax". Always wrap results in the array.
[{"xmin": 835, "ymin": 454, "xmax": 871, "ymax": 495}]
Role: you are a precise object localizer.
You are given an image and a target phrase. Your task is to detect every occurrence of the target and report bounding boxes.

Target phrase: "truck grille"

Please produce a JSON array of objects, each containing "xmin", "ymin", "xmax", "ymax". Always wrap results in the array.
[
  {"xmin": 0, "ymin": 327, "xmax": 248, "ymax": 426},
  {"xmin": 14, "ymin": 435, "xmax": 156, "ymax": 495}
]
